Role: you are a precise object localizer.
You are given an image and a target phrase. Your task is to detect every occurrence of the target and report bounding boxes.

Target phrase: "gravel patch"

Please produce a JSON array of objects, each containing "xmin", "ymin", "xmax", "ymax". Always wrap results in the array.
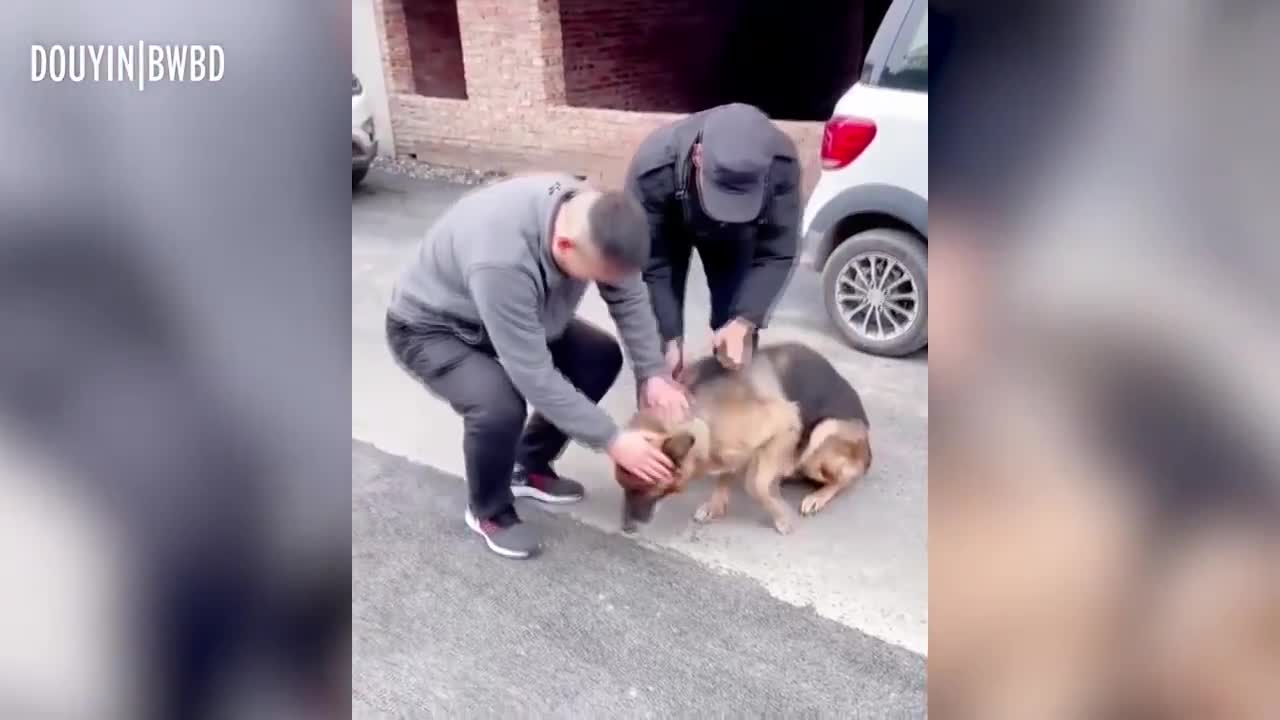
[{"xmin": 372, "ymin": 155, "xmax": 507, "ymax": 186}]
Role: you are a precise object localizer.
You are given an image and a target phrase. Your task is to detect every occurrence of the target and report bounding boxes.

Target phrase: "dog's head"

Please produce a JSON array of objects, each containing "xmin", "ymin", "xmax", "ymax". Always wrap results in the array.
[{"xmin": 615, "ymin": 415, "xmax": 709, "ymax": 532}]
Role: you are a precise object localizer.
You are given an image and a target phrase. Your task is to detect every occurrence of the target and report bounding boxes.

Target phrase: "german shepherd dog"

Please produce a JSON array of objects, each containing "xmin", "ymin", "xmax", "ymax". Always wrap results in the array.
[{"xmin": 616, "ymin": 342, "xmax": 872, "ymax": 534}]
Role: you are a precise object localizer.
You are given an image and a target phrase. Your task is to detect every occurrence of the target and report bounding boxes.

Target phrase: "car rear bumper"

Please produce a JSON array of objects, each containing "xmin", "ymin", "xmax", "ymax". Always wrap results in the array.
[{"xmin": 352, "ymin": 130, "xmax": 377, "ymax": 169}]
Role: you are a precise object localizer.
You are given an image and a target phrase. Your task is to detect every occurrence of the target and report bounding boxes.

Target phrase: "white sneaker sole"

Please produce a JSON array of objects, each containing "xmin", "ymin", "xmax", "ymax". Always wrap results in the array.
[
  {"xmin": 463, "ymin": 508, "xmax": 533, "ymax": 559},
  {"xmin": 511, "ymin": 484, "xmax": 583, "ymax": 504}
]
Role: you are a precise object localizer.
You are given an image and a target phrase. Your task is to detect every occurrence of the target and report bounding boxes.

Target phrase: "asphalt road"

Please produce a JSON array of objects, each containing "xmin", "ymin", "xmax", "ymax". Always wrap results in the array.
[
  {"xmin": 354, "ymin": 440, "xmax": 925, "ymax": 717},
  {"xmin": 352, "ymin": 168, "xmax": 928, "ymax": 715}
]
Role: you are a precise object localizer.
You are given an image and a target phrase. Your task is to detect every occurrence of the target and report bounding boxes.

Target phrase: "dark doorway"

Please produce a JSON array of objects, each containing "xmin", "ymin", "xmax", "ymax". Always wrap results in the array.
[
  {"xmin": 558, "ymin": 0, "xmax": 893, "ymax": 120},
  {"xmin": 403, "ymin": 0, "xmax": 468, "ymax": 99},
  {"xmin": 720, "ymin": 0, "xmax": 894, "ymax": 119}
]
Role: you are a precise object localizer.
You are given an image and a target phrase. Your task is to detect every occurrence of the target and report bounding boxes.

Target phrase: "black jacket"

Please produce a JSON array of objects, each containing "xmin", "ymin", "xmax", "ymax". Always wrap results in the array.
[{"xmin": 624, "ymin": 107, "xmax": 802, "ymax": 343}]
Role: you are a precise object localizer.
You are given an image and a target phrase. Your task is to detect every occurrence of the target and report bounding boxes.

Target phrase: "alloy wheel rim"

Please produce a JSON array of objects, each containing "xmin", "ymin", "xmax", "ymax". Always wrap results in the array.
[{"xmin": 833, "ymin": 251, "xmax": 919, "ymax": 342}]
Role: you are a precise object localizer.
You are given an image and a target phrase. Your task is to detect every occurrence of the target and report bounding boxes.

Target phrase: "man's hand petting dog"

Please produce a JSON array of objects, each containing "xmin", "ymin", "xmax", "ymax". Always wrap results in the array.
[
  {"xmin": 608, "ymin": 429, "xmax": 675, "ymax": 487},
  {"xmin": 640, "ymin": 374, "xmax": 690, "ymax": 425},
  {"xmin": 663, "ymin": 339, "xmax": 685, "ymax": 379},
  {"xmin": 711, "ymin": 318, "xmax": 753, "ymax": 369}
]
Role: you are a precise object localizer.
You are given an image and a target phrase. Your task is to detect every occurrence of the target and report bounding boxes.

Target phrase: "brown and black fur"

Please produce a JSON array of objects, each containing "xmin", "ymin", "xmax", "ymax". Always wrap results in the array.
[{"xmin": 616, "ymin": 342, "xmax": 872, "ymax": 534}]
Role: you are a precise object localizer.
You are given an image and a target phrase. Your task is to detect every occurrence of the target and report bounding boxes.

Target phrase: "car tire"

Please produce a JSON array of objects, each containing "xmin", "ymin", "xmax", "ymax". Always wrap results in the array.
[
  {"xmin": 822, "ymin": 227, "xmax": 927, "ymax": 357},
  {"xmin": 352, "ymin": 166, "xmax": 369, "ymax": 189}
]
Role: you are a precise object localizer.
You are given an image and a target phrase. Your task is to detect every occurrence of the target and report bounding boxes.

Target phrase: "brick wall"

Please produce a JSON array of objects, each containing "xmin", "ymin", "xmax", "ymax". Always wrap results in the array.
[
  {"xmin": 375, "ymin": 0, "xmax": 827, "ymax": 197},
  {"xmin": 403, "ymin": 0, "xmax": 467, "ymax": 98},
  {"xmin": 393, "ymin": 99, "xmax": 824, "ymax": 195},
  {"xmin": 374, "ymin": 0, "xmax": 413, "ymax": 95},
  {"xmin": 559, "ymin": 0, "xmax": 733, "ymax": 112}
]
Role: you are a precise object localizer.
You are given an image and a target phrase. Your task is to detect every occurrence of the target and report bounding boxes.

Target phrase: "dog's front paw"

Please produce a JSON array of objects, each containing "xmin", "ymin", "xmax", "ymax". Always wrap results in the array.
[
  {"xmin": 800, "ymin": 490, "xmax": 832, "ymax": 516},
  {"xmin": 693, "ymin": 500, "xmax": 725, "ymax": 523},
  {"xmin": 772, "ymin": 514, "xmax": 795, "ymax": 535}
]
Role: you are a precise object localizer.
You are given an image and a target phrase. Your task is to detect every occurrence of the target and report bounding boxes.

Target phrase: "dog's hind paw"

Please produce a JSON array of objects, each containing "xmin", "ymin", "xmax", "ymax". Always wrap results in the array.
[
  {"xmin": 800, "ymin": 491, "xmax": 832, "ymax": 516},
  {"xmin": 693, "ymin": 501, "xmax": 724, "ymax": 523},
  {"xmin": 772, "ymin": 515, "xmax": 795, "ymax": 535}
]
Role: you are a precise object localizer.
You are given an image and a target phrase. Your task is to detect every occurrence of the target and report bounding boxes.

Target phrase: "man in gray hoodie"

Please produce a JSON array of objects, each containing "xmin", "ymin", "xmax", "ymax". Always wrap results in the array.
[{"xmin": 386, "ymin": 174, "xmax": 690, "ymax": 558}]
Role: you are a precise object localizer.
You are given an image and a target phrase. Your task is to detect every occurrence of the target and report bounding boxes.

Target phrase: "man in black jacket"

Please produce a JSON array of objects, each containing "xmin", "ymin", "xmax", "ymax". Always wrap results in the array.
[{"xmin": 624, "ymin": 103, "xmax": 801, "ymax": 377}]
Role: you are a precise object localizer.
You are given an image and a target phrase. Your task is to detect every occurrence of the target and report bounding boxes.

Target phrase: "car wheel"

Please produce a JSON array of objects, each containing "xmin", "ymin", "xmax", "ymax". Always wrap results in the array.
[
  {"xmin": 352, "ymin": 166, "xmax": 369, "ymax": 189},
  {"xmin": 822, "ymin": 227, "xmax": 927, "ymax": 357}
]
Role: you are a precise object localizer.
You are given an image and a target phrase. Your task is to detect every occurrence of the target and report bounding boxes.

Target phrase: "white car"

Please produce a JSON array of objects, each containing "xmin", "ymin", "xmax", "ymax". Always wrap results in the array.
[
  {"xmin": 800, "ymin": 0, "xmax": 928, "ymax": 357},
  {"xmin": 352, "ymin": 72, "xmax": 377, "ymax": 188}
]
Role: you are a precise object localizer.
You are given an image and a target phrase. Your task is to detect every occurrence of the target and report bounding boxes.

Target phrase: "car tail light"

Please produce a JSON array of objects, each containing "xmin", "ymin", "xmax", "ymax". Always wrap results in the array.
[{"xmin": 820, "ymin": 116, "xmax": 877, "ymax": 170}]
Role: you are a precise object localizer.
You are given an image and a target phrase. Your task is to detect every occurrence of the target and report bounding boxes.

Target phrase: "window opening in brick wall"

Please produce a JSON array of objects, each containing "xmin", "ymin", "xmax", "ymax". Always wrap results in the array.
[
  {"xmin": 557, "ymin": 0, "xmax": 893, "ymax": 120},
  {"xmin": 404, "ymin": 0, "xmax": 468, "ymax": 99}
]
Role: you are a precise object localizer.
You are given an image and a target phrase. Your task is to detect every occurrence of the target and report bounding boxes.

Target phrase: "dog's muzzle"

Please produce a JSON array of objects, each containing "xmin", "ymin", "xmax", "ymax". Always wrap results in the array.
[{"xmin": 621, "ymin": 489, "xmax": 663, "ymax": 533}]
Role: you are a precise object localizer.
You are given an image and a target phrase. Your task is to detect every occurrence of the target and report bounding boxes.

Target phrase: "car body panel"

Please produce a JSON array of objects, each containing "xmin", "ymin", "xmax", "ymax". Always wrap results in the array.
[
  {"xmin": 800, "ymin": 0, "xmax": 928, "ymax": 268},
  {"xmin": 801, "ymin": 182, "xmax": 928, "ymax": 269},
  {"xmin": 352, "ymin": 77, "xmax": 377, "ymax": 171},
  {"xmin": 797, "ymin": 0, "xmax": 929, "ymax": 356}
]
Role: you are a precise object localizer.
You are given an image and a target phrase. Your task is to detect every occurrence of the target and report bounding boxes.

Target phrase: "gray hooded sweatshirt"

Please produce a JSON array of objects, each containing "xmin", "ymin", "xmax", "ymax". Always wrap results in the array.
[{"xmin": 388, "ymin": 173, "xmax": 666, "ymax": 450}]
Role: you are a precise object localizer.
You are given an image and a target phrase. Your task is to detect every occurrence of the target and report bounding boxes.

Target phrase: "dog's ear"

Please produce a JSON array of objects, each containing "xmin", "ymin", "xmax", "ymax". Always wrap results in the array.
[{"xmin": 661, "ymin": 432, "xmax": 697, "ymax": 463}]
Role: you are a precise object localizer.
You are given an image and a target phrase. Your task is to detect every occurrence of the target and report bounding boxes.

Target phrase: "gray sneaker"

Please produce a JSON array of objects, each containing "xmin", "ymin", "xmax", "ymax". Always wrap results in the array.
[
  {"xmin": 464, "ymin": 506, "xmax": 541, "ymax": 559},
  {"xmin": 511, "ymin": 465, "xmax": 585, "ymax": 504}
]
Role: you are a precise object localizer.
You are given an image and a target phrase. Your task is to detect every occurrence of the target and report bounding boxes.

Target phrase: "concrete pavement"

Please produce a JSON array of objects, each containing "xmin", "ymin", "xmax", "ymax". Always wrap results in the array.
[{"xmin": 351, "ymin": 168, "xmax": 928, "ymax": 707}]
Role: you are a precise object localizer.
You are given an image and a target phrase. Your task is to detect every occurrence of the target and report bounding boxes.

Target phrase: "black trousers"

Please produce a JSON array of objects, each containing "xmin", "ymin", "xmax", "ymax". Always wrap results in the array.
[
  {"xmin": 664, "ymin": 230, "xmax": 756, "ymax": 333},
  {"xmin": 386, "ymin": 312, "xmax": 623, "ymax": 519}
]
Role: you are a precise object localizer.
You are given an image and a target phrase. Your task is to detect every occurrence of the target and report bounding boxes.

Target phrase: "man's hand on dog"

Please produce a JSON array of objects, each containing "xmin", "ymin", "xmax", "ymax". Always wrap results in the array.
[
  {"xmin": 640, "ymin": 374, "xmax": 690, "ymax": 424},
  {"xmin": 663, "ymin": 338, "xmax": 685, "ymax": 379},
  {"xmin": 712, "ymin": 318, "xmax": 754, "ymax": 369},
  {"xmin": 608, "ymin": 429, "xmax": 674, "ymax": 486}
]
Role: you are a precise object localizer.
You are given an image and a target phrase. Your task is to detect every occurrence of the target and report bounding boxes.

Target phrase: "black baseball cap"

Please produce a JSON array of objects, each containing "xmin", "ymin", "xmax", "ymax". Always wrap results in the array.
[{"xmin": 699, "ymin": 104, "xmax": 775, "ymax": 223}]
